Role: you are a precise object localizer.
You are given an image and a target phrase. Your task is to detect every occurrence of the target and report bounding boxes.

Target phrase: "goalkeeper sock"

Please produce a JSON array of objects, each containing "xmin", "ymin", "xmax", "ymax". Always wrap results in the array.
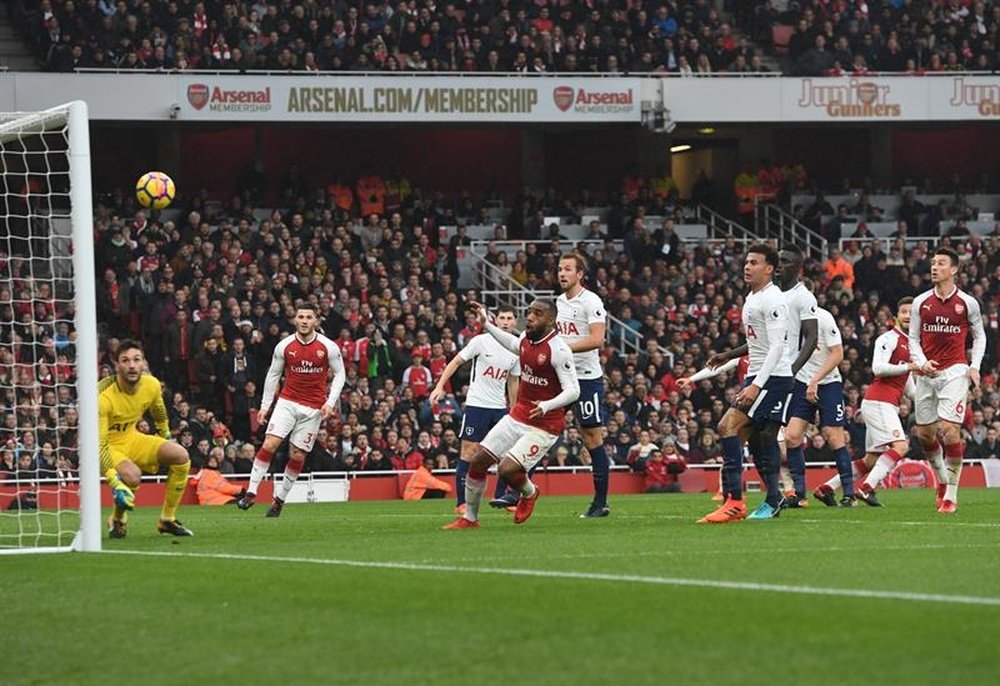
[
  {"xmin": 276, "ymin": 459, "xmax": 304, "ymax": 502},
  {"xmin": 112, "ymin": 504, "xmax": 130, "ymax": 523},
  {"xmin": 160, "ymin": 461, "xmax": 190, "ymax": 521},
  {"xmin": 464, "ymin": 467, "xmax": 487, "ymax": 522},
  {"xmin": 455, "ymin": 459, "xmax": 469, "ymax": 506},
  {"xmin": 248, "ymin": 447, "xmax": 275, "ymax": 496}
]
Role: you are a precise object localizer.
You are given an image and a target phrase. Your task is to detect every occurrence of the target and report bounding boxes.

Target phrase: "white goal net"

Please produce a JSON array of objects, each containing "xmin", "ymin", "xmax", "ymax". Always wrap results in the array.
[{"xmin": 0, "ymin": 102, "xmax": 100, "ymax": 553}]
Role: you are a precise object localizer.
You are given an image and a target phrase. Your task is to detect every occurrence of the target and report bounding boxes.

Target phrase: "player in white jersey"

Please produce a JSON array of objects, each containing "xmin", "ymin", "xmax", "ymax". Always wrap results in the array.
[
  {"xmin": 237, "ymin": 303, "xmax": 346, "ymax": 517},
  {"xmin": 908, "ymin": 247, "xmax": 986, "ymax": 513},
  {"xmin": 429, "ymin": 305, "xmax": 520, "ymax": 515},
  {"xmin": 699, "ymin": 244, "xmax": 793, "ymax": 523},
  {"xmin": 775, "ymin": 247, "xmax": 819, "ymax": 505},
  {"xmin": 781, "ymin": 306, "xmax": 856, "ymax": 507},
  {"xmin": 555, "ymin": 252, "xmax": 612, "ymax": 519}
]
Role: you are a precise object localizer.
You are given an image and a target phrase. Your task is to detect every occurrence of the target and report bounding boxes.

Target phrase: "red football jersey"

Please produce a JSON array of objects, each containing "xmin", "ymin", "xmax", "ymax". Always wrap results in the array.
[
  {"xmin": 509, "ymin": 330, "xmax": 575, "ymax": 435},
  {"xmin": 272, "ymin": 333, "xmax": 344, "ymax": 410},
  {"xmin": 911, "ymin": 287, "xmax": 982, "ymax": 371},
  {"xmin": 866, "ymin": 327, "xmax": 910, "ymax": 405}
]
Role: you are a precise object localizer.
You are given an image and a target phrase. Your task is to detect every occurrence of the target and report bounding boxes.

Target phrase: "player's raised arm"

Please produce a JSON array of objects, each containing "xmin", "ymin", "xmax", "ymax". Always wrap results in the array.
[
  {"xmin": 535, "ymin": 340, "xmax": 580, "ymax": 415},
  {"xmin": 871, "ymin": 331, "xmax": 915, "ymax": 377},
  {"xmin": 260, "ymin": 339, "xmax": 287, "ymax": 415},
  {"xmin": 470, "ymin": 300, "xmax": 521, "ymax": 354},
  {"xmin": 708, "ymin": 343, "xmax": 747, "ymax": 369},
  {"xmin": 677, "ymin": 357, "xmax": 740, "ymax": 390}
]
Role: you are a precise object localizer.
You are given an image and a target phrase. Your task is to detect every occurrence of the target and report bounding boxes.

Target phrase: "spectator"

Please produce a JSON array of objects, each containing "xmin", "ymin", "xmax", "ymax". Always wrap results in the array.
[{"xmin": 402, "ymin": 456, "xmax": 453, "ymax": 500}]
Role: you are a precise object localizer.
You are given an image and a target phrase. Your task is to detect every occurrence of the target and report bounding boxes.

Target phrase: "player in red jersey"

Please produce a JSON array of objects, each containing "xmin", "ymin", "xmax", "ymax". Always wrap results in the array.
[
  {"xmin": 237, "ymin": 303, "xmax": 346, "ymax": 517},
  {"xmin": 816, "ymin": 297, "xmax": 919, "ymax": 506},
  {"xmin": 908, "ymin": 247, "xmax": 986, "ymax": 514},
  {"xmin": 444, "ymin": 299, "xmax": 580, "ymax": 529}
]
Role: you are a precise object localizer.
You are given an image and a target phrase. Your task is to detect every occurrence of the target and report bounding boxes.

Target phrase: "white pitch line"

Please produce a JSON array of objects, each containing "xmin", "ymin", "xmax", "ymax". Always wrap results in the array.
[{"xmin": 102, "ymin": 549, "xmax": 1000, "ymax": 608}]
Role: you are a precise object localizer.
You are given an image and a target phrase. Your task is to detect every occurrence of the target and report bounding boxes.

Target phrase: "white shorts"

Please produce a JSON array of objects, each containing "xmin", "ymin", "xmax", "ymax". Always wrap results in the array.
[
  {"xmin": 479, "ymin": 415, "xmax": 559, "ymax": 471},
  {"xmin": 265, "ymin": 397, "xmax": 322, "ymax": 452},
  {"xmin": 861, "ymin": 399, "xmax": 907, "ymax": 453},
  {"xmin": 913, "ymin": 365, "xmax": 970, "ymax": 426}
]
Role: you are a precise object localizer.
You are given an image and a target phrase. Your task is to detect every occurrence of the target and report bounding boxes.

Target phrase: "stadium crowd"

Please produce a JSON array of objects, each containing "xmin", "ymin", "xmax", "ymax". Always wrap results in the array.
[
  {"xmin": 18, "ymin": 0, "xmax": 999, "ymax": 74},
  {"xmin": 2, "ymin": 169, "xmax": 1000, "ymax": 484}
]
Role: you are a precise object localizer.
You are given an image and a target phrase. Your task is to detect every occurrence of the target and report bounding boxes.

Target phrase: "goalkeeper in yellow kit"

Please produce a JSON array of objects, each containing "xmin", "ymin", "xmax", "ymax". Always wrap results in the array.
[{"xmin": 101, "ymin": 339, "xmax": 193, "ymax": 538}]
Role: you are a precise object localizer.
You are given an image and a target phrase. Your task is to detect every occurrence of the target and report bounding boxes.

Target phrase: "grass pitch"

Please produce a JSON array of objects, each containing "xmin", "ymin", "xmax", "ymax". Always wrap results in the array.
[{"xmin": 4, "ymin": 489, "xmax": 998, "ymax": 685}]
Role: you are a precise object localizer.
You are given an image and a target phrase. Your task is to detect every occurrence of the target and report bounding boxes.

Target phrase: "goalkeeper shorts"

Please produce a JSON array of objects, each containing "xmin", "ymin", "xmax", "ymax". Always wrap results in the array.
[{"xmin": 101, "ymin": 432, "xmax": 167, "ymax": 475}]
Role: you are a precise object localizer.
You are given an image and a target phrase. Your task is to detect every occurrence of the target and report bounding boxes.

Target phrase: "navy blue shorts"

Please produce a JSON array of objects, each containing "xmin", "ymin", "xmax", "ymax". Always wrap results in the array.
[
  {"xmin": 786, "ymin": 380, "xmax": 847, "ymax": 427},
  {"xmin": 741, "ymin": 376, "xmax": 794, "ymax": 428},
  {"xmin": 574, "ymin": 378, "xmax": 607, "ymax": 428},
  {"xmin": 459, "ymin": 406, "xmax": 509, "ymax": 443}
]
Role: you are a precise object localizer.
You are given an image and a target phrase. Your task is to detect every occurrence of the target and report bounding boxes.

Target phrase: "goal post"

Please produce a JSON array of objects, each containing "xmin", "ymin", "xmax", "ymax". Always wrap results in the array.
[{"xmin": 0, "ymin": 101, "xmax": 100, "ymax": 553}]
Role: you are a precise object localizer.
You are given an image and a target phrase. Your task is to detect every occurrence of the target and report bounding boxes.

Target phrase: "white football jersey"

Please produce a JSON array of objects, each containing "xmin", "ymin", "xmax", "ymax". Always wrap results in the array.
[
  {"xmin": 456, "ymin": 333, "xmax": 520, "ymax": 410},
  {"xmin": 743, "ymin": 282, "xmax": 793, "ymax": 378},
  {"xmin": 796, "ymin": 307, "xmax": 843, "ymax": 384},
  {"xmin": 556, "ymin": 288, "xmax": 606, "ymax": 380},
  {"xmin": 783, "ymin": 281, "xmax": 818, "ymax": 370}
]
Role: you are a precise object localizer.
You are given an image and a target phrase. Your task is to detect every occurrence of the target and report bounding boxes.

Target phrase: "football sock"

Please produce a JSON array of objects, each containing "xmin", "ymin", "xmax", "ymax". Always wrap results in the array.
[
  {"xmin": 455, "ymin": 459, "xmax": 469, "ymax": 506},
  {"xmin": 865, "ymin": 449, "xmax": 902, "ymax": 489},
  {"xmin": 822, "ymin": 474, "xmax": 841, "ymax": 491},
  {"xmin": 276, "ymin": 458, "xmax": 304, "ymax": 502},
  {"xmin": 112, "ymin": 504, "xmax": 129, "ymax": 523},
  {"xmin": 944, "ymin": 442, "xmax": 964, "ymax": 502},
  {"xmin": 760, "ymin": 441, "xmax": 783, "ymax": 508},
  {"xmin": 834, "ymin": 446, "xmax": 854, "ymax": 497},
  {"xmin": 160, "ymin": 461, "xmax": 190, "ymax": 521},
  {"xmin": 505, "ymin": 468, "xmax": 536, "ymax": 499},
  {"xmin": 787, "ymin": 444, "xmax": 807, "ymax": 499},
  {"xmin": 493, "ymin": 476, "xmax": 508, "ymax": 499},
  {"xmin": 720, "ymin": 436, "xmax": 743, "ymax": 500},
  {"xmin": 464, "ymin": 467, "xmax": 488, "ymax": 522},
  {"xmin": 589, "ymin": 444, "xmax": 610, "ymax": 507},
  {"xmin": 248, "ymin": 447, "xmax": 275, "ymax": 496},
  {"xmin": 922, "ymin": 440, "xmax": 949, "ymax": 483}
]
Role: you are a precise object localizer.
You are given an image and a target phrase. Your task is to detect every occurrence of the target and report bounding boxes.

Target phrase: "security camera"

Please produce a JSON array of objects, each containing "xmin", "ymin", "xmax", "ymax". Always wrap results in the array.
[{"xmin": 168, "ymin": 104, "xmax": 181, "ymax": 120}]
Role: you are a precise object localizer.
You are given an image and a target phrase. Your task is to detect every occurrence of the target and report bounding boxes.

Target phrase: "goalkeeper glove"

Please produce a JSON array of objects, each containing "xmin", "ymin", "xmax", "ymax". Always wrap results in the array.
[{"xmin": 112, "ymin": 483, "xmax": 136, "ymax": 511}]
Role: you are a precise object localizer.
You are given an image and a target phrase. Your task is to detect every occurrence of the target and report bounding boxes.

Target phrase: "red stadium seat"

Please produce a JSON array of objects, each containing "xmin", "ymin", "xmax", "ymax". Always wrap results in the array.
[{"xmin": 772, "ymin": 25, "xmax": 794, "ymax": 55}]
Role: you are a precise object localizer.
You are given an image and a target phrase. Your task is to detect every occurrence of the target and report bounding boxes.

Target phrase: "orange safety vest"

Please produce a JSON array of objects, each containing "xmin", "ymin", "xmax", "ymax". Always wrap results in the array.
[
  {"xmin": 191, "ymin": 469, "xmax": 244, "ymax": 505},
  {"xmin": 357, "ymin": 175, "xmax": 386, "ymax": 217},
  {"xmin": 403, "ymin": 466, "xmax": 453, "ymax": 500},
  {"xmin": 328, "ymin": 183, "xmax": 354, "ymax": 212}
]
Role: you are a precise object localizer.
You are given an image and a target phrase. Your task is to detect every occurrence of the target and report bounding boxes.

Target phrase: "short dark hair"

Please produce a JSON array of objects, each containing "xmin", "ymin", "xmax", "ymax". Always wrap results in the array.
[
  {"xmin": 116, "ymin": 339, "xmax": 143, "ymax": 360},
  {"xmin": 530, "ymin": 298, "xmax": 557, "ymax": 316},
  {"xmin": 559, "ymin": 251, "xmax": 588, "ymax": 273},
  {"xmin": 496, "ymin": 305, "xmax": 516, "ymax": 317},
  {"xmin": 781, "ymin": 244, "xmax": 804, "ymax": 260},
  {"xmin": 933, "ymin": 246, "xmax": 959, "ymax": 267},
  {"xmin": 896, "ymin": 296, "xmax": 914, "ymax": 310},
  {"xmin": 747, "ymin": 243, "xmax": 778, "ymax": 267},
  {"xmin": 296, "ymin": 302, "xmax": 320, "ymax": 314}
]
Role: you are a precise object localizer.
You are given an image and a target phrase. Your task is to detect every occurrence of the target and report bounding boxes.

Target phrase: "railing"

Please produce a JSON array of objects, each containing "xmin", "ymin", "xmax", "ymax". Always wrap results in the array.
[
  {"xmin": 838, "ymin": 236, "xmax": 943, "ymax": 253},
  {"xmin": 466, "ymin": 244, "xmax": 672, "ymax": 364},
  {"xmin": 695, "ymin": 204, "xmax": 760, "ymax": 241},
  {"xmin": 755, "ymin": 201, "xmax": 828, "ymax": 259}
]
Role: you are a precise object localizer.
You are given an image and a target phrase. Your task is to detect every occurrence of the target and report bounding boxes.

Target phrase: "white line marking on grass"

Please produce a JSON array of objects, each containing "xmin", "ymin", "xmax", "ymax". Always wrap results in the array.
[
  {"xmin": 103, "ymin": 549, "xmax": 1000, "ymax": 608},
  {"xmin": 798, "ymin": 518, "xmax": 1000, "ymax": 528}
]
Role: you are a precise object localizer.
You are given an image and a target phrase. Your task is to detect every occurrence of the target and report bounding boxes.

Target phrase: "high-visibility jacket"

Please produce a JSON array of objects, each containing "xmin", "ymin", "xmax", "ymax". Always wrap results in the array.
[
  {"xmin": 191, "ymin": 468, "xmax": 243, "ymax": 505},
  {"xmin": 328, "ymin": 183, "xmax": 354, "ymax": 212},
  {"xmin": 403, "ymin": 466, "xmax": 453, "ymax": 500}
]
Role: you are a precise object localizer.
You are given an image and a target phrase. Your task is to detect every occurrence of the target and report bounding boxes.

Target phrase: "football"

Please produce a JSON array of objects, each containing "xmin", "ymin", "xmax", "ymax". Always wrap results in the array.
[{"xmin": 135, "ymin": 171, "xmax": 175, "ymax": 210}]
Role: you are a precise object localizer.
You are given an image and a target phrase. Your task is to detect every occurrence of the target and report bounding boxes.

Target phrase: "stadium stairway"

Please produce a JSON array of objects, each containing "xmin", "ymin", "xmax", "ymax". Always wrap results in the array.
[{"xmin": 0, "ymin": 12, "xmax": 38, "ymax": 72}]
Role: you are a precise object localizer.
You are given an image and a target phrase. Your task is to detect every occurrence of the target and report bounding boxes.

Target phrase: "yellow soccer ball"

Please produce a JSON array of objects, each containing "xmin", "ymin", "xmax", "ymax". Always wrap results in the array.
[{"xmin": 135, "ymin": 171, "xmax": 176, "ymax": 210}]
